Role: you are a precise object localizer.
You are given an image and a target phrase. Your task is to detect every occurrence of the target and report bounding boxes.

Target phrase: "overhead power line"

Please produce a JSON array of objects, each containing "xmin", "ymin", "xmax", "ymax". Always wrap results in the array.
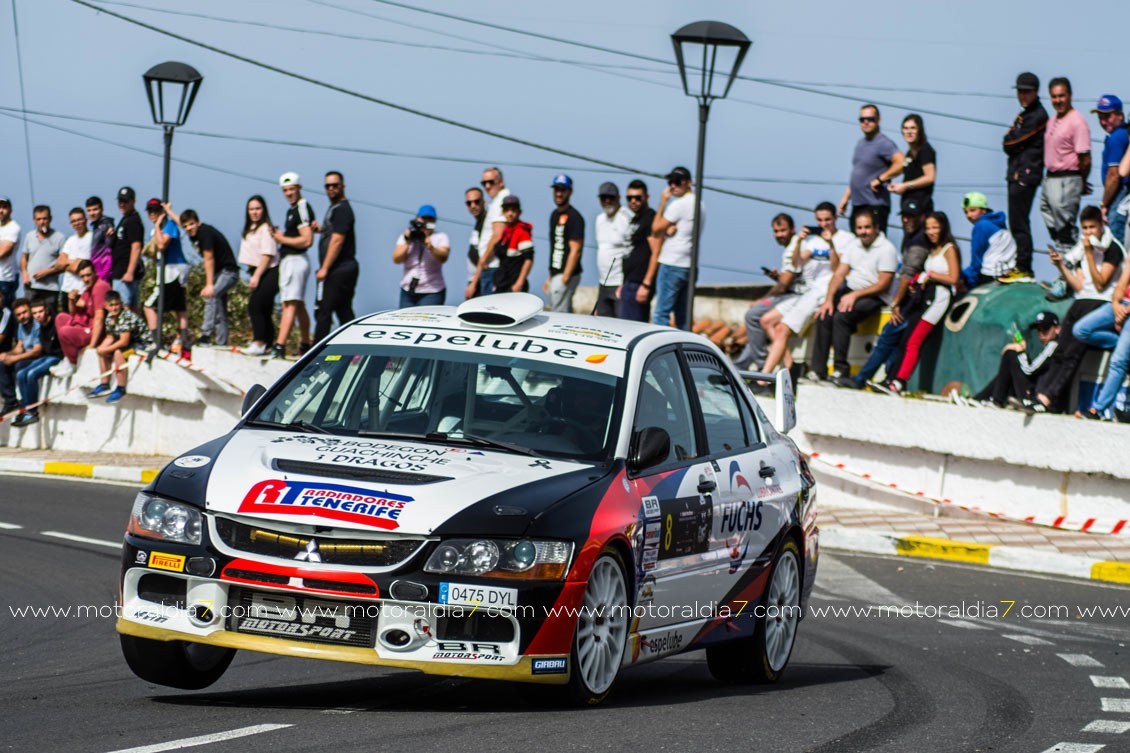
[
  {"xmin": 0, "ymin": 104, "xmax": 1008, "ymax": 195},
  {"xmin": 366, "ymin": 0, "xmax": 1104, "ymax": 146},
  {"xmin": 68, "ymin": 0, "xmax": 813, "ymax": 212},
  {"xmin": 10, "ymin": 0, "xmax": 35, "ymax": 203}
]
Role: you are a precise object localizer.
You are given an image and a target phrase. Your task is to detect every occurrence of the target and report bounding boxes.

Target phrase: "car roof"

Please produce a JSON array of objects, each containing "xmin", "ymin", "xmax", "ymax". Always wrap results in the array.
[{"xmin": 347, "ymin": 306, "xmax": 679, "ymax": 352}]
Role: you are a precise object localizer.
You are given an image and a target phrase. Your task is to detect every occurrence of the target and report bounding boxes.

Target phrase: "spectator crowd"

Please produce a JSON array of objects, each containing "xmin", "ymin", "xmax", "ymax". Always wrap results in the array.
[{"xmin": 0, "ymin": 72, "xmax": 1128, "ymax": 426}]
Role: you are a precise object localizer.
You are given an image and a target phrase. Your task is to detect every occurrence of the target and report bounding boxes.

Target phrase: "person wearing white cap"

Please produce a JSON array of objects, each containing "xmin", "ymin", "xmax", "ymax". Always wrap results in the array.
[
  {"xmin": 269, "ymin": 172, "xmax": 314, "ymax": 359},
  {"xmin": 593, "ymin": 181, "xmax": 632, "ymax": 317}
]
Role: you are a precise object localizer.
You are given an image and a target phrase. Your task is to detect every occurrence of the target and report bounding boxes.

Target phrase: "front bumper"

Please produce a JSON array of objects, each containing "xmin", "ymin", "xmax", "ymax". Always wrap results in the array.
[{"xmin": 118, "ymin": 535, "xmax": 578, "ymax": 685}]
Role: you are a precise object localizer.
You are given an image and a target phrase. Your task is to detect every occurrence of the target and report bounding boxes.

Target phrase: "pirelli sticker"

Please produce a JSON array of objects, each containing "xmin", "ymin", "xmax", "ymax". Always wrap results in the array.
[{"xmin": 148, "ymin": 551, "xmax": 186, "ymax": 572}]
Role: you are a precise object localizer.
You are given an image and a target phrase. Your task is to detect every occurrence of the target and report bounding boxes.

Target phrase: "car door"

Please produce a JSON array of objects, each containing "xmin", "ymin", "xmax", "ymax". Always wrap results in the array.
[
  {"xmin": 626, "ymin": 349, "xmax": 717, "ymax": 639},
  {"xmin": 682, "ymin": 349, "xmax": 798, "ymax": 585}
]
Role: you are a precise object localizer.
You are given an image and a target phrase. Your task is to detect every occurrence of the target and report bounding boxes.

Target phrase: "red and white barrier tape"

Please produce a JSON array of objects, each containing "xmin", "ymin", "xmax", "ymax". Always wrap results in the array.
[{"xmin": 807, "ymin": 451, "xmax": 1130, "ymax": 535}]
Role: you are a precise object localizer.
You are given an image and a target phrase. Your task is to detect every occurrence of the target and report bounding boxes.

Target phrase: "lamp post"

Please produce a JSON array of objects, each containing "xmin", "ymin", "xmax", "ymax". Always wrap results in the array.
[
  {"xmin": 670, "ymin": 22, "xmax": 750, "ymax": 328},
  {"xmin": 142, "ymin": 61, "xmax": 202, "ymax": 352}
]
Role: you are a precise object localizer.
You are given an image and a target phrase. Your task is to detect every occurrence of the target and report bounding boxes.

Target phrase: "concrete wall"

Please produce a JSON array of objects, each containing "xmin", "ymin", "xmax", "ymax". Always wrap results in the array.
[
  {"xmin": 782, "ymin": 385, "xmax": 1130, "ymax": 523},
  {"xmin": 1, "ymin": 349, "xmax": 290, "ymax": 456}
]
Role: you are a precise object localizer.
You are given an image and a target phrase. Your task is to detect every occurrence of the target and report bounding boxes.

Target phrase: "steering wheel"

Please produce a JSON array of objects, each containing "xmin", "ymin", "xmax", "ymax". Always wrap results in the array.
[
  {"xmin": 499, "ymin": 404, "xmax": 553, "ymax": 434},
  {"xmin": 537, "ymin": 417, "xmax": 600, "ymax": 452}
]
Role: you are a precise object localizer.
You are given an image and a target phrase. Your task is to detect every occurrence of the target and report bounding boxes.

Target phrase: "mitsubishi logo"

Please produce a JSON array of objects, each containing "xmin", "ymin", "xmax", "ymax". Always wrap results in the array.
[{"xmin": 295, "ymin": 539, "xmax": 323, "ymax": 563}]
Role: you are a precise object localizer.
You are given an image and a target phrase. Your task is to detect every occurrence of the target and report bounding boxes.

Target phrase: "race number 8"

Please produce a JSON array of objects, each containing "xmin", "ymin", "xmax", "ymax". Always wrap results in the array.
[{"xmin": 664, "ymin": 514, "xmax": 673, "ymax": 551}]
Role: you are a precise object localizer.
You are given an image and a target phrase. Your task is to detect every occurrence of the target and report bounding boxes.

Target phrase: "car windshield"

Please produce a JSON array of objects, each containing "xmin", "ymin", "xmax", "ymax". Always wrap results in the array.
[{"xmin": 250, "ymin": 345, "xmax": 621, "ymax": 462}]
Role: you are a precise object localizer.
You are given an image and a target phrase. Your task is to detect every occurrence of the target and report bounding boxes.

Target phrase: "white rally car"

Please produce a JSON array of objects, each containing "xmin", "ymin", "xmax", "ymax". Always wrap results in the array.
[{"xmin": 117, "ymin": 293, "xmax": 818, "ymax": 705}]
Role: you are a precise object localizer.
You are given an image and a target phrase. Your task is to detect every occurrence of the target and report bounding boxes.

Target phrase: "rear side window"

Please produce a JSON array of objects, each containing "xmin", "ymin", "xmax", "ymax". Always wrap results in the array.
[{"xmin": 684, "ymin": 350, "xmax": 754, "ymax": 454}]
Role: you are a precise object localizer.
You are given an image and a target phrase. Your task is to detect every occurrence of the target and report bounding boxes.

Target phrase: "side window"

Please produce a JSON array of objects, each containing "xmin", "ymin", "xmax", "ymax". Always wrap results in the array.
[
  {"xmin": 633, "ymin": 352, "xmax": 699, "ymax": 464},
  {"xmin": 685, "ymin": 351, "xmax": 751, "ymax": 454}
]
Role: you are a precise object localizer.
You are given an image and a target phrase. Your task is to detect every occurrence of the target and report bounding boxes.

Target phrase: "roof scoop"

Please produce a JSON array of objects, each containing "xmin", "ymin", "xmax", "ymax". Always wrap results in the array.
[{"xmin": 456, "ymin": 293, "xmax": 544, "ymax": 328}]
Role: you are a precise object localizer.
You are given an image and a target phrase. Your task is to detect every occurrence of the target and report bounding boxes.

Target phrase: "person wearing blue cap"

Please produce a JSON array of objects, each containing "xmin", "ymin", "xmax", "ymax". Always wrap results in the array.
[
  {"xmin": 1093, "ymin": 94, "xmax": 1129, "ymax": 245},
  {"xmin": 393, "ymin": 204, "xmax": 450, "ymax": 308},
  {"xmin": 314, "ymin": 171, "xmax": 360, "ymax": 342},
  {"xmin": 546, "ymin": 174, "xmax": 584, "ymax": 312}
]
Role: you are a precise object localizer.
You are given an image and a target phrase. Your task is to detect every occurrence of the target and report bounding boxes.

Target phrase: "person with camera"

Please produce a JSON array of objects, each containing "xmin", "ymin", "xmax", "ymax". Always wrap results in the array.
[{"xmin": 393, "ymin": 204, "xmax": 449, "ymax": 308}]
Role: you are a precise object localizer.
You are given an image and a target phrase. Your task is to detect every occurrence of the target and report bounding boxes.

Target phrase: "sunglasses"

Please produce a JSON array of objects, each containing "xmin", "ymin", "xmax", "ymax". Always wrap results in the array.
[
  {"xmin": 626, "ymin": 194, "xmax": 645, "ymax": 201},
  {"xmin": 859, "ymin": 116, "xmax": 878, "ymax": 123},
  {"xmin": 324, "ymin": 183, "xmax": 342, "ymax": 189},
  {"xmin": 481, "ymin": 179, "xmax": 497, "ymax": 187},
  {"xmin": 599, "ymin": 195, "xmax": 618, "ymax": 202},
  {"xmin": 465, "ymin": 199, "xmax": 483, "ymax": 206}
]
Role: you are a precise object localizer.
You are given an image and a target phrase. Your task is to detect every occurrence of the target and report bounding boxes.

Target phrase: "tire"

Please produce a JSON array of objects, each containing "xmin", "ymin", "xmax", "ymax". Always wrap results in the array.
[
  {"xmin": 120, "ymin": 635, "xmax": 236, "ymax": 690},
  {"xmin": 565, "ymin": 549, "xmax": 631, "ymax": 706},
  {"xmin": 707, "ymin": 538, "xmax": 801, "ymax": 684}
]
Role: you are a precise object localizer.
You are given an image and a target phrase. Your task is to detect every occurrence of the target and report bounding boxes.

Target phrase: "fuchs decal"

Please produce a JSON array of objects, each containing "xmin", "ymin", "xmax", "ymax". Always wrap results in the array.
[{"xmin": 239, "ymin": 479, "xmax": 413, "ymax": 529}]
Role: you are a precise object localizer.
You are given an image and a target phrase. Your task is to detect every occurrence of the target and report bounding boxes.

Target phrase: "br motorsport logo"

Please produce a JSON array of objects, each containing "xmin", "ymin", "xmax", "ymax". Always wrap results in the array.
[{"xmin": 239, "ymin": 479, "xmax": 413, "ymax": 530}]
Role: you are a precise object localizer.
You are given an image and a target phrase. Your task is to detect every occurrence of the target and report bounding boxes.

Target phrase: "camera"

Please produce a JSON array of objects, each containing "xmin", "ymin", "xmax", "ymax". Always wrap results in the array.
[{"xmin": 408, "ymin": 219, "xmax": 426, "ymax": 241}]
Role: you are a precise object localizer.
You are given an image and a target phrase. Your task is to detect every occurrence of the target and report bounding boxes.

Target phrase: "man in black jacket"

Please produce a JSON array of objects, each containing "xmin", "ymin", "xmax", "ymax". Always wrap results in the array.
[{"xmin": 1003, "ymin": 72, "xmax": 1049, "ymax": 277}]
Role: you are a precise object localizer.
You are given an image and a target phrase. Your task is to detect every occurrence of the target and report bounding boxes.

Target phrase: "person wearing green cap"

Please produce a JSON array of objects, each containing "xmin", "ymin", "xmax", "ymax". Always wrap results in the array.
[{"xmin": 961, "ymin": 191, "xmax": 1017, "ymax": 288}]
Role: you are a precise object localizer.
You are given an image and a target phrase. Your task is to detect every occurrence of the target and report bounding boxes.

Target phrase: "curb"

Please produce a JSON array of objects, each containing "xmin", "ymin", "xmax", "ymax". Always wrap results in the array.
[
  {"xmin": 0, "ymin": 458, "xmax": 159, "ymax": 485},
  {"xmin": 822, "ymin": 526, "xmax": 1130, "ymax": 586}
]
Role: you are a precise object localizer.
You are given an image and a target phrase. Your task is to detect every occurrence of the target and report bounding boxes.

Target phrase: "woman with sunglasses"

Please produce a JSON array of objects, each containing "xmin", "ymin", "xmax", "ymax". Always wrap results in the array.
[{"xmin": 889, "ymin": 113, "xmax": 937, "ymax": 214}]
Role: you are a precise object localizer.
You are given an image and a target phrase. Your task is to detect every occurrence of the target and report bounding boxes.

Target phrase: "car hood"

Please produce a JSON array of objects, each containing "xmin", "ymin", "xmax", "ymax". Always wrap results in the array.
[{"xmin": 204, "ymin": 430, "xmax": 595, "ymax": 535}]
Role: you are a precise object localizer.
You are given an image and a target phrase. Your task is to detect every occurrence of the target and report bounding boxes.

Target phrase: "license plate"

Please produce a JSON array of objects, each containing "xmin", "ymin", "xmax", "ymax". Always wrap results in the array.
[{"xmin": 438, "ymin": 582, "xmax": 518, "ymax": 610}]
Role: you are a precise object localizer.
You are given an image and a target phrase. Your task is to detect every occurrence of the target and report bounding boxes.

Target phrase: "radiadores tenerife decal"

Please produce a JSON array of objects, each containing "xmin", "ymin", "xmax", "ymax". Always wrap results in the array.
[{"xmin": 239, "ymin": 479, "xmax": 413, "ymax": 530}]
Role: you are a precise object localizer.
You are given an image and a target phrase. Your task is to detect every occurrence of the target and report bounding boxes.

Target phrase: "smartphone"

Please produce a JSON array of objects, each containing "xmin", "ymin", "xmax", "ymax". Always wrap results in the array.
[
  {"xmin": 760, "ymin": 266, "xmax": 774, "ymax": 276},
  {"xmin": 804, "ymin": 225, "xmax": 822, "ymax": 235}
]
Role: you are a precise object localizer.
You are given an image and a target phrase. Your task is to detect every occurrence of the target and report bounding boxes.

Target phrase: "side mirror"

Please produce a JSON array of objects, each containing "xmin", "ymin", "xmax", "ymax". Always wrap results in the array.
[
  {"xmin": 773, "ymin": 369, "xmax": 796, "ymax": 435},
  {"xmin": 628, "ymin": 426, "xmax": 671, "ymax": 474},
  {"xmin": 241, "ymin": 383, "xmax": 267, "ymax": 417}
]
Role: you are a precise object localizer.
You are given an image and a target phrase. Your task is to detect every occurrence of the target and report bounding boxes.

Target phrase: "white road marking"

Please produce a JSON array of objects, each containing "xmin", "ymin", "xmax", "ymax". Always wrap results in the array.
[
  {"xmin": 1083, "ymin": 720, "xmax": 1130, "ymax": 734},
  {"xmin": 1101, "ymin": 698, "xmax": 1130, "ymax": 713},
  {"xmin": 1003, "ymin": 634, "xmax": 1054, "ymax": 646},
  {"xmin": 937, "ymin": 619, "xmax": 991, "ymax": 630},
  {"xmin": 1037, "ymin": 744, "xmax": 1104, "ymax": 753},
  {"xmin": 104, "ymin": 724, "xmax": 293, "ymax": 753},
  {"xmin": 1092, "ymin": 677, "xmax": 1130, "ymax": 689},
  {"xmin": 40, "ymin": 531, "xmax": 120, "ymax": 549},
  {"xmin": 322, "ymin": 707, "xmax": 365, "ymax": 714},
  {"xmin": 814, "ymin": 556, "xmax": 906, "ymax": 606},
  {"xmin": 1059, "ymin": 654, "xmax": 1105, "ymax": 667},
  {"xmin": 0, "ymin": 521, "xmax": 23, "ymax": 530}
]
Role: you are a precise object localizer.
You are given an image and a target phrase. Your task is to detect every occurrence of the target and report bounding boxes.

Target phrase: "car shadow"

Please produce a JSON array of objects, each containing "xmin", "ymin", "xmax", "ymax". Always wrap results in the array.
[{"xmin": 150, "ymin": 658, "xmax": 888, "ymax": 712}]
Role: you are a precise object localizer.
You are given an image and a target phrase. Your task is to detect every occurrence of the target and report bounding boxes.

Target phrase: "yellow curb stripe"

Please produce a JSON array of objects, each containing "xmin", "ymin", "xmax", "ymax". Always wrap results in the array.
[
  {"xmin": 140, "ymin": 469, "xmax": 159, "ymax": 484},
  {"xmin": 1091, "ymin": 561, "xmax": 1130, "ymax": 585},
  {"xmin": 43, "ymin": 461, "xmax": 95, "ymax": 479},
  {"xmin": 895, "ymin": 535, "xmax": 993, "ymax": 565}
]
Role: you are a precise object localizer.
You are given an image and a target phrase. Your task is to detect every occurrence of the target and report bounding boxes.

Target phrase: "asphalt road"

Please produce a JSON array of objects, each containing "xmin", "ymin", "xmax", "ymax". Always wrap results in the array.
[{"xmin": 2, "ymin": 474, "xmax": 1129, "ymax": 753}]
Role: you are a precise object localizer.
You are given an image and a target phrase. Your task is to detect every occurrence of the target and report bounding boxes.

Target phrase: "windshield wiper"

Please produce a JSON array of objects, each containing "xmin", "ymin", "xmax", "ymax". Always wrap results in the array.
[
  {"xmin": 246, "ymin": 419, "xmax": 336, "ymax": 435},
  {"xmin": 425, "ymin": 432, "xmax": 542, "ymax": 458}
]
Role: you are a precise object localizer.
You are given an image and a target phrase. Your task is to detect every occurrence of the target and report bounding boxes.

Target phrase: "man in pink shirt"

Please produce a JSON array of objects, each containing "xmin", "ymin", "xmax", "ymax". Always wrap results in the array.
[
  {"xmin": 1040, "ymin": 76, "xmax": 1092, "ymax": 253},
  {"xmin": 51, "ymin": 260, "xmax": 110, "ymax": 377}
]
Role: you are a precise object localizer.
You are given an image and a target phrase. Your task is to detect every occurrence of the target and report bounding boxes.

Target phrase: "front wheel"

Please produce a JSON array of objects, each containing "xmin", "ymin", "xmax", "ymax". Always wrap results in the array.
[
  {"xmin": 566, "ymin": 549, "xmax": 631, "ymax": 705},
  {"xmin": 707, "ymin": 538, "xmax": 801, "ymax": 684},
  {"xmin": 120, "ymin": 635, "xmax": 235, "ymax": 690}
]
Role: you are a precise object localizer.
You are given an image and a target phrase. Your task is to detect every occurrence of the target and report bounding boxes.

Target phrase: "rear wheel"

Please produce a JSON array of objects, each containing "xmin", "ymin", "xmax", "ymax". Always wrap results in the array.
[
  {"xmin": 120, "ymin": 635, "xmax": 235, "ymax": 690},
  {"xmin": 566, "ymin": 550, "xmax": 630, "ymax": 705},
  {"xmin": 707, "ymin": 539, "xmax": 801, "ymax": 684}
]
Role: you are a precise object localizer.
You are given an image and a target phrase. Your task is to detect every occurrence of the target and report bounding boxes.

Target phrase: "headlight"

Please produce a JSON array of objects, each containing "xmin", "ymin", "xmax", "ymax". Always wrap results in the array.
[
  {"xmin": 425, "ymin": 539, "xmax": 573, "ymax": 580},
  {"xmin": 127, "ymin": 492, "xmax": 203, "ymax": 545}
]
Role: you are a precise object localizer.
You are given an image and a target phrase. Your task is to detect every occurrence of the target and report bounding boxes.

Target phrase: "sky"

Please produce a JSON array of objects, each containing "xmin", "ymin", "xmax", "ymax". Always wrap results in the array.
[{"xmin": 1, "ymin": 0, "xmax": 1126, "ymax": 314}]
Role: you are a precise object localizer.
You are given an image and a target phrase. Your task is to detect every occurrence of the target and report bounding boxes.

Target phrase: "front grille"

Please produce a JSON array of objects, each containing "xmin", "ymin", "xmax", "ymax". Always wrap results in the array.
[
  {"xmin": 274, "ymin": 459, "xmax": 452, "ymax": 485},
  {"xmin": 214, "ymin": 517, "xmax": 425, "ymax": 568},
  {"xmin": 227, "ymin": 586, "xmax": 377, "ymax": 648}
]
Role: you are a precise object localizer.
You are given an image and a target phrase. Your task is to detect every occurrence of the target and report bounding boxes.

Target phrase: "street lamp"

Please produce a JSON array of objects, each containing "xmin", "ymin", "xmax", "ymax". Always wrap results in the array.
[
  {"xmin": 670, "ymin": 21, "xmax": 750, "ymax": 329},
  {"xmin": 143, "ymin": 61, "xmax": 202, "ymax": 353}
]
